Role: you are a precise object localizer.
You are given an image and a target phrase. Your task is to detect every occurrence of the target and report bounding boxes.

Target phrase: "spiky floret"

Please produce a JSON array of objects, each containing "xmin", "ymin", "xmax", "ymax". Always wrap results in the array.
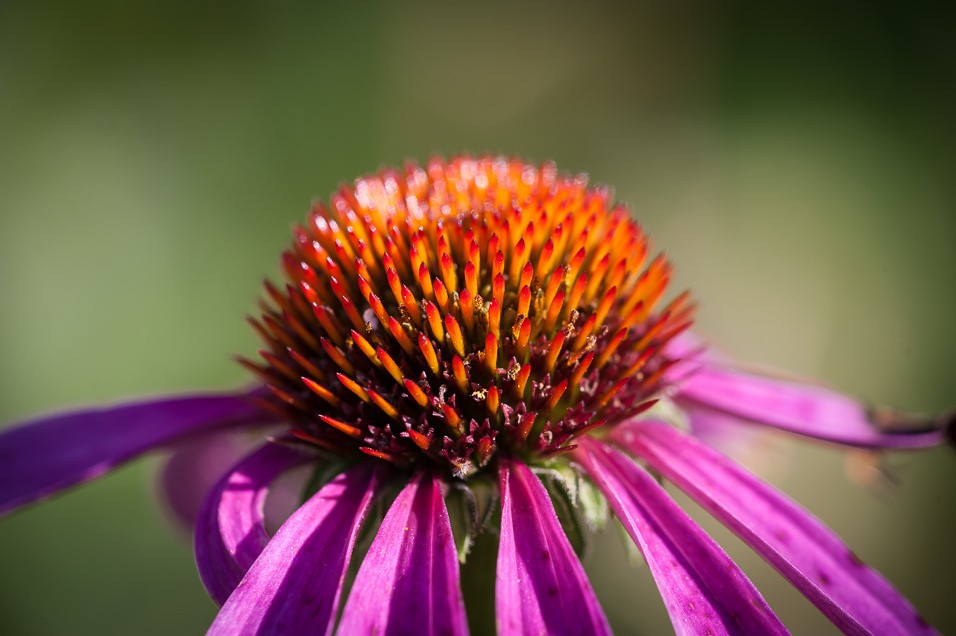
[{"xmin": 242, "ymin": 156, "xmax": 694, "ymax": 478}]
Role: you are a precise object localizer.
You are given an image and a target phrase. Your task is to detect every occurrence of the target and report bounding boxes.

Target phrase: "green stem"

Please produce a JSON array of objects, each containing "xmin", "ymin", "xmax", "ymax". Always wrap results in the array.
[{"xmin": 459, "ymin": 531, "xmax": 499, "ymax": 636}]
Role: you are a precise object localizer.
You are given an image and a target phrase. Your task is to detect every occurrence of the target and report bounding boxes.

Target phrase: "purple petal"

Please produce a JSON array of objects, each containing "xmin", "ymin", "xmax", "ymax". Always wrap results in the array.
[
  {"xmin": 676, "ymin": 366, "xmax": 946, "ymax": 449},
  {"xmin": 575, "ymin": 438, "xmax": 788, "ymax": 636},
  {"xmin": 207, "ymin": 461, "xmax": 384, "ymax": 636},
  {"xmin": 662, "ymin": 330, "xmax": 710, "ymax": 361},
  {"xmin": 338, "ymin": 471, "xmax": 468, "ymax": 636},
  {"xmin": 614, "ymin": 420, "xmax": 940, "ymax": 635},
  {"xmin": 160, "ymin": 430, "xmax": 260, "ymax": 530},
  {"xmin": 675, "ymin": 400, "xmax": 772, "ymax": 459},
  {"xmin": 194, "ymin": 442, "xmax": 313, "ymax": 605},
  {"xmin": 496, "ymin": 459, "xmax": 611, "ymax": 636},
  {"xmin": 0, "ymin": 392, "xmax": 266, "ymax": 516},
  {"xmin": 661, "ymin": 331, "xmax": 728, "ymax": 389}
]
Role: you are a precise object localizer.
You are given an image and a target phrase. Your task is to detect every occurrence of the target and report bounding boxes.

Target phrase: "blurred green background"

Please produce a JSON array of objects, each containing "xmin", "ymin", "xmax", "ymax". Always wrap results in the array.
[{"xmin": 1, "ymin": 1, "xmax": 954, "ymax": 634}]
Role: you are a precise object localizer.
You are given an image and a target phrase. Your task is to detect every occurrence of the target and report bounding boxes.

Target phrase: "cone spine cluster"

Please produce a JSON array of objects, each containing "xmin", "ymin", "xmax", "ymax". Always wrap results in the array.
[{"xmin": 244, "ymin": 157, "xmax": 693, "ymax": 478}]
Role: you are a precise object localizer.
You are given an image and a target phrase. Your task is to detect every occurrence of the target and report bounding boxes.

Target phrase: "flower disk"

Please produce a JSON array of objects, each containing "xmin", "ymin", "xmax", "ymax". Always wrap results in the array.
[{"xmin": 245, "ymin": 157, "xmax": 694, "ymax": 478}]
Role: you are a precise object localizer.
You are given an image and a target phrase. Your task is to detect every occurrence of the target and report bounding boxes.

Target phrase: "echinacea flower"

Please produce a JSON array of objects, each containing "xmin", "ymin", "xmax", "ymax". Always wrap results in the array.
[{"xmin": 1, "ymin": 156, "xmax": 952, "ymax": 635}]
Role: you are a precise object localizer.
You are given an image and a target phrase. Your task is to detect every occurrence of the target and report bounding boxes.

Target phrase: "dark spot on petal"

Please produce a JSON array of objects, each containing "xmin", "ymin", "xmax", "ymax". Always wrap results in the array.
[
  {"xmin": 944, "ymin": 411, "xmax": 956, "ymax": 447},
  {"xmin": 818, "ymin": 571, "xmax": 831, "ymax": 586}
]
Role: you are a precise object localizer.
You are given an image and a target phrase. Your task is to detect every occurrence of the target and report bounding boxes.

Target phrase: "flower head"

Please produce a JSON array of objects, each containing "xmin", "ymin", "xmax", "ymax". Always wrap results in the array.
[
  {"xmin": 247, "ymin": 157, "xmax": 687, "ymax": 479},
  {"xmin": 0, "ymin": 156, "xmax": 952, "ymax": 635}
]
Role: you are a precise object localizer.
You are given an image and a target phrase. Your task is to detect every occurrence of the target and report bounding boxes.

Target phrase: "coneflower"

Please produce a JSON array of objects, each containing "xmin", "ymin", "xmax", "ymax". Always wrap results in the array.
[{"xmin": 1, "ymin": 156, "xmax": 951, "ymax": 635}]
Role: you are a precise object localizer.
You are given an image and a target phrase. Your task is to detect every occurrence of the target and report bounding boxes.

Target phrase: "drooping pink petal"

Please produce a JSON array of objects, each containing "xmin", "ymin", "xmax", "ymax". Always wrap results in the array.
[
  {"xmin": 194, "ymin": 442, "xmax": 313, "ymax": 605},
  {"xmin": 160, "ymin": 430, "xmax": 262, "ymax": 530},
  {"xmin": 662, "ymin": 330, "xmax": 717, "ymax": 385},
  {"xmin": 663, "ymin": 329, "xmax": 710, "ymax": 360},
  {"xmin": 614, "ymin": 419, "xmax": 940, "ymax": 636},
  {"xmin": 678, "ymin": 400, "xmax": 775, "ymax": 459},
  {"xmin": 0, "ymin": 392, "xmax": 267, "ymax": 516},
  {"xmin": 575, "ymin": 438, "xmax": 788, "ymax": 636},
  {"xmin": 676, "ymin": 366, "xmax": 947, "ymax": 449},
  {"xmin": 652, "ymin": 332, "xmax": 767, "ymax": 456},
  {"xmin": 496, "ymin": 459, "xmax": 611, "ymax": 636},
  {"xmin": 207, "ymin": 461, "xmax": 384, "ymax": 636},
  {"xmin": 338, "ymin": 471, "xmax": 468, "ymax": 636}
]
